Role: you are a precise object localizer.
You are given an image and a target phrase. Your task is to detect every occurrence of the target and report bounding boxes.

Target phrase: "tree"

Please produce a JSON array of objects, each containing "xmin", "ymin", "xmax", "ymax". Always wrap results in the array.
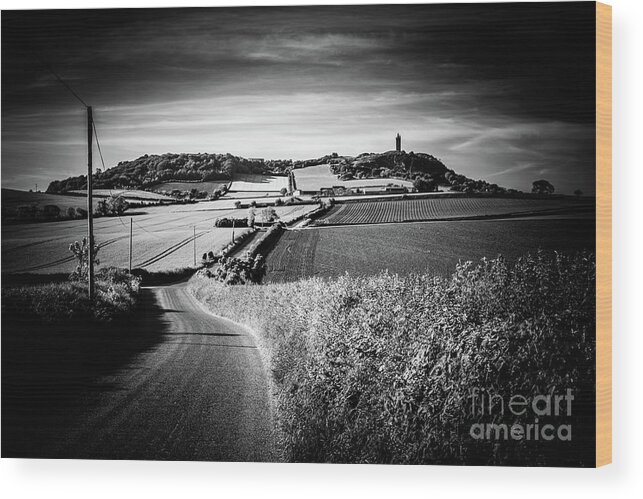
[
  {"xmin": 96, "ymin": 199, "xmax": 111, "ymax": 216},
  {"xmin": 108, "ymin": 195, "xmax": 129, "ymax": 216},
  {"xmin": 532, "ymin": 179, "xmax": 555, "ymax": 195},
  {"xmin": 261, "ymin": 206, "xmax": 279, "ymax": 225},
  {"xmin": 413, "ymin": 177, "xmax": 436, "ymax": 193},
  {"xmin": 213, "ymin": 254, "xmax": 266, "ymax": 285},
  {"xmin": 280, "ymin": 187, "xmax": 288, "ymax": 196},
  {"xmin": 247, "ymin": 207, "xmax": 256, "ymax": 227},
  {"xmin": 69, "ymin": 237, "xmax": 100, "ymax": 281}
]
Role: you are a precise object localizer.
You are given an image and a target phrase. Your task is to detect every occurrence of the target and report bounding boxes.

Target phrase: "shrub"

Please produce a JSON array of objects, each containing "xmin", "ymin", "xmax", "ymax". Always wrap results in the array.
[
  {"xmin": 2, "ymin": 266, "xmax": 141, "ymax": 324},
  {"xmin": 189, "ymin": 250, "xmax": 595, "ymax": 466},
  {"xmin": 214, "ymin": 217, "xmax": 248, "ymax": 228},
  {"xmin": 131, "ymin": 266, "xmax": 197, "ymax": 286},
  {"xmin": 244, "ymin": 222, "xmax": 284, "ymax": 258},
  {"xmin": 201, "ymin": 254, "xmax": 266, "ymax": 285},
  {"xmin": 69, "ymin": 237, "xmax": 100, "ymax": 281}
]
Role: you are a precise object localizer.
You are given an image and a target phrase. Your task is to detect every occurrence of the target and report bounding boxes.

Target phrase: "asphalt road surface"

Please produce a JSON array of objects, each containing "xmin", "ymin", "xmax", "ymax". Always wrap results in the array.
[{"xmin": 1, "ymin": 283, "xmax": 277, "ymax": 462}]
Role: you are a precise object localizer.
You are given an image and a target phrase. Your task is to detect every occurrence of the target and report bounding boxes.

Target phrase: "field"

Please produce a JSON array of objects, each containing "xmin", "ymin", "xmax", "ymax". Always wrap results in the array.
[
  {"xmin": 221, "ymin": 191, "xmax": 281, "ymax": 199},
  {"xmin": 170, "ymin": 200, "xmax": 316, "ymax": 221},
  {"xmin": 316, "ymin": 196, "xmax": 593, "ymax": 225},
  {"xmin": 67, "ymin": 189, "xmax": 173, "ymax": 201},
  {"xmin": 1, "ymin": 188, "xmax": 174, "ymax": 220},
  {"xmin": 2, "ymin": 189, "xmax": 102, "ymax": 216},
  {"xmin": 228, "ymin": 173, "xmax": 288, "ymax": 192},
  {"xmin": 293, "ymin": 164, "xmax": 413, "ymax": 192},
  {"xmin": 264, "ymin": 218, "xmax": 595, "ymax": 282},
  {"xmin": 1, "ymin": 203, "xmax": 317, "ymax": 274},
  {"xmin": 148, "ymin": 181, "xmax": 229, "ymax": 194}
]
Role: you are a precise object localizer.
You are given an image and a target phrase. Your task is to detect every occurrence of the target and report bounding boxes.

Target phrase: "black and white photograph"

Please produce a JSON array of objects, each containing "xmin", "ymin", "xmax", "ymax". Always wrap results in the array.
[{"xmin": 2, "ymin": 1, "xmax": 600, "ymax": 467}]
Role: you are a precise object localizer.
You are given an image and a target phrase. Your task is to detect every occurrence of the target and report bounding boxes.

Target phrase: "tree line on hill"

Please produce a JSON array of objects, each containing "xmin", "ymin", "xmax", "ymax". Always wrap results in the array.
[
  {"xmin": 45, "ymin": 150, "xmax": 567, "ymax": 198},
  {"xmin": 46, "ymin": 153, "xmax": 278, "ymax": 194},
  {"xmin": 46, "ymin": 151, "xmax": 451, "ymax": 194}
]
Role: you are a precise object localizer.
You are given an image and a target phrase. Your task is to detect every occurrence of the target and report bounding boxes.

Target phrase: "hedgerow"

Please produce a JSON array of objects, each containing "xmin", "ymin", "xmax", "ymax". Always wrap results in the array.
[{"xmin": 189, "ymin": 250, "xmax": 595, "ymax": 466}]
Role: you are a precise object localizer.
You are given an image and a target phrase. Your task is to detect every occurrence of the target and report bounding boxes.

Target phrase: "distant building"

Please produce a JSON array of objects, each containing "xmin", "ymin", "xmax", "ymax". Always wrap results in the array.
[{"xmin": 396, "ymin": 133, "xmax": 401, "ymax": 152}]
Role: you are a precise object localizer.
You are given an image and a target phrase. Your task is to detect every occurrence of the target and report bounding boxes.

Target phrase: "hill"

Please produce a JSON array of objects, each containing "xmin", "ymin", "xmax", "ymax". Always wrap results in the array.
[
  {"xmin": 46, "ymin": 153, "xmax": 291, "ymax": 194},
  {"xmin": 45, "ymin": 150, "xmax": 450, "ymax": 194}
]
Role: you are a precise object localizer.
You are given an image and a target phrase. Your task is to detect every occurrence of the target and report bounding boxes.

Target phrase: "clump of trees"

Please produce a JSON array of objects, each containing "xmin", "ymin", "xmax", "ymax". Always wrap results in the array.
[
  {"xmin": 532, "ymin": 179, "xmax": 555, "ymax": 195},
  {"xmin": 445, "ymin": 171, "xmax": 506, "ymax": 194},
  {"xmin": 12, "ymin": 204, "xmax": 88, "ymax": 222},
  {"xmin": 413, "ymin": 176, "xmax": 438, "ymax": 192},
  {"xmin": 203, "ymin": 254, "xmax": 266, "ymax": 285},
  {"xmin": 214, "ymin": 217, "xmax": 248, "ymax": 228},
  {"xmin": 96, "ymin": 195, "xmax": 129, "ymax": 217},
  {"xmin": 260, "ymin": 207, "xmax": 279, "ymax": 225}
]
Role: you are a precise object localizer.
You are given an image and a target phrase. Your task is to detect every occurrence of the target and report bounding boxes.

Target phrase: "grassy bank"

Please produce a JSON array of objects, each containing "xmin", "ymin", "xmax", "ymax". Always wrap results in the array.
[
  {"xmin": 189, "ymin": 250, "xmax": 596, "ymax": 465},
  {"xmin": 2, "ymin": 267, "xmax": 141, "ymax": 323}
]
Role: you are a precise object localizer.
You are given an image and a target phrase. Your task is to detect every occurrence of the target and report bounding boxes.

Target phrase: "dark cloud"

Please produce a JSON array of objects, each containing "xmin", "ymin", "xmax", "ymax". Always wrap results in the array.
[{"xmin": 2, "ymin": 3, "xmax": 596, "ymax": 193}]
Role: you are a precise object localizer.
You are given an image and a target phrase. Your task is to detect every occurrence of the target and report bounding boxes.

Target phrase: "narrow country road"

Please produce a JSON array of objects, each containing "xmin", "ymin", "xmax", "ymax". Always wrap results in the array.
[{"xmin": 1, "ymin": 283, "xmax": 277, "ymax": 462}]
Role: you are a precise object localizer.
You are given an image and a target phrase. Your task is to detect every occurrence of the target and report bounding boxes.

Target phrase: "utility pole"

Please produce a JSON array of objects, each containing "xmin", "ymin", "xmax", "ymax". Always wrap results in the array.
[
  {"xmin": 87, "ymin": 106, "xmax": 95, "ymax": 301},
  {"xmin": 129, "ymin": 218, "xmax": 133, "ymax": 273},
  {"xmin": 231, "ymin": 218, "xmax": 235, "ymax": 243},
  {"xmin": 193, "ymin": 226, "xmax": 197, "ymax": 266}
]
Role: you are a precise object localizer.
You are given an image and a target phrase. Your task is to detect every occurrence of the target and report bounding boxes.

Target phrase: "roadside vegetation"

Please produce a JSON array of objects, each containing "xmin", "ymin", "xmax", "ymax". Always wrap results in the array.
[
  {"xmin": 2, "ymin": 237, "xmax": 141, "ymax": 323},
  {"xmin": 190, "ymin": 250, "xmax": 596, "ymax": 465},
  {"xmin": 2, "ymin": 266, "xmax": 140, "ymax": 323}
]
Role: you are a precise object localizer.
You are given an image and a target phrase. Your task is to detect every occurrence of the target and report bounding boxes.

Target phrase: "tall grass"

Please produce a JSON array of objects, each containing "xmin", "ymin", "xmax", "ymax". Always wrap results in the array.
[
  {"xmin": 2, "ymin": 267, "xmax": 141, "ymax": 323},
  {"xmin": 190, "ymin": 250, "xmax": 595, "ymax": 465}
]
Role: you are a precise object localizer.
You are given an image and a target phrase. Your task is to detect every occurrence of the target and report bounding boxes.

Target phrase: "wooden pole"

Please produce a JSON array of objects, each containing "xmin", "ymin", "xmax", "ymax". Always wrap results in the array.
[
  {"xmin": 87, "ymin": 106, "xmax": 94, "ymax": 301},
  {"xmin": 129, "ymin": 218, "xmax": 133, "ymax": 273},
  {"xmin": 193, "ymin": 226, "xmax": 196, "ymax": 266},
  {"xmin": 232, "ymin": 218, "xmax": 235, "ymax": 243}
]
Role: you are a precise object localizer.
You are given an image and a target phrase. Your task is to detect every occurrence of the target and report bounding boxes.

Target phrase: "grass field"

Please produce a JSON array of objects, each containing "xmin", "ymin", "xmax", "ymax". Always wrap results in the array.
[
  {"xmin": 293, "ymin": 164, "xmax": 413, "ymax": 192},
  {"xmin": 1, "ymin": 189, "xmax": 173, "ymax": 220},
  {"xmin": 264, "ymin": 218, "xmax": 595, "ymax": 282},
  {"xmin": 229, "ymin": 173, "xmax": 288, "ymax": 192},
  {"xmin": 316, "ymin": 197, "xmax": 594, "ymax": 225},
  {"xmin": 1, "ymin": 203, "xmax": 317, "ymax": 274},
  {"xmin": 171, "ymin": 200, "xmax": 316, "ymax": 221},
  {"xmin": 2, "ymin": 188, "xmax": 102, "ymax": 215},
  {"xmin": 148, "ymin": 181, "xmax": 229, "ymax": 194},
  {"xmin": 221, "ymin": 191, "xmax": 281, "ymax": 199},
  {"xmin": 67, "ymin": 189, "xmax": 173, "ymax": 201}
]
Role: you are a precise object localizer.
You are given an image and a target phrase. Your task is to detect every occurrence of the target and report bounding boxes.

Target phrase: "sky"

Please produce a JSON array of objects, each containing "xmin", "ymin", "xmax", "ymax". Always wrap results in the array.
[{"xmin": 1, "ymin": 3, "xmax": 596, "ymax": 194}]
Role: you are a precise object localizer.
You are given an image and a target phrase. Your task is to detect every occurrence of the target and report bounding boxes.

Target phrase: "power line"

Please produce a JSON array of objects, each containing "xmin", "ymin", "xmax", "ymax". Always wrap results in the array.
[
  {"xmin": 132, "ymin": 219, "xmax": 166, "ymax": 240},
  {"xmin": 92, "ymin": 121, "xmax": 106, "ymax": 172},
  {"xmin": 42, "ymin": 62, "xmax": 88, "ymax": 108}
]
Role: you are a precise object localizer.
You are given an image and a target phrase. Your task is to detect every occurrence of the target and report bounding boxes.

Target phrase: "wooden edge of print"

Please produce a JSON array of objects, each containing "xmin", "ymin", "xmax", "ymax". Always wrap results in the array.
[{"xmin": 595, "ymin": 1, "xmax": 612, "ymax": 468}]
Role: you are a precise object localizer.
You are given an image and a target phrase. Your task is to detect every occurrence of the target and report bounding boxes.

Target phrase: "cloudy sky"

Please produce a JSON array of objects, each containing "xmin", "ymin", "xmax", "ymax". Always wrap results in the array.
[{"xmin": 2, "ymin": 3, "xmax": 595, "ymax": 193}]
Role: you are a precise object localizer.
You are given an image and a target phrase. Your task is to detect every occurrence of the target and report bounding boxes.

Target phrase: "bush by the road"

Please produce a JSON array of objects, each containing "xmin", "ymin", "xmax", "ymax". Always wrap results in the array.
[
  {"xmin": 189, "ymin": 250, "xmax": 595, "ymax": 465},
  {"xmin": 2, "ymin": 267, "xmax": 141, "ymax": 324}
]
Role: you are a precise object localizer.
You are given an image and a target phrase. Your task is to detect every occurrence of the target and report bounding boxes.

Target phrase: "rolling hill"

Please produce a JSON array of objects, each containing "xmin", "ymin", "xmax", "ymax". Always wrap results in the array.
[{"xmin": 45, "ymin": 150, "xmax": 451, "ymax": 195}]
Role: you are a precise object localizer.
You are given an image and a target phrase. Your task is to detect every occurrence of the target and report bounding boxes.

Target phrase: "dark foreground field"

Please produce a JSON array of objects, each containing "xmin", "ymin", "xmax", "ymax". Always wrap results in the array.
[{"xmin": 265, "ymin": 218, "xmax": 595, "ymax": 282}]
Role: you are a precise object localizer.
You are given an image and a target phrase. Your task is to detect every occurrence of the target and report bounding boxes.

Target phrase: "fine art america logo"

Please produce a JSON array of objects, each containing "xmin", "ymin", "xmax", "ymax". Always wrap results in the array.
[{"xmin": 468, "ymin": 388, "xmax": 574, "ymax": 442}]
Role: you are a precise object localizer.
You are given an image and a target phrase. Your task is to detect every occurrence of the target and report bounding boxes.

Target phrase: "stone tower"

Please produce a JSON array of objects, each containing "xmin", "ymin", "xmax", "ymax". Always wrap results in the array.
[{"xmin": 396, "ymin": 133, "xmax": 401, "ymax": 152}]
